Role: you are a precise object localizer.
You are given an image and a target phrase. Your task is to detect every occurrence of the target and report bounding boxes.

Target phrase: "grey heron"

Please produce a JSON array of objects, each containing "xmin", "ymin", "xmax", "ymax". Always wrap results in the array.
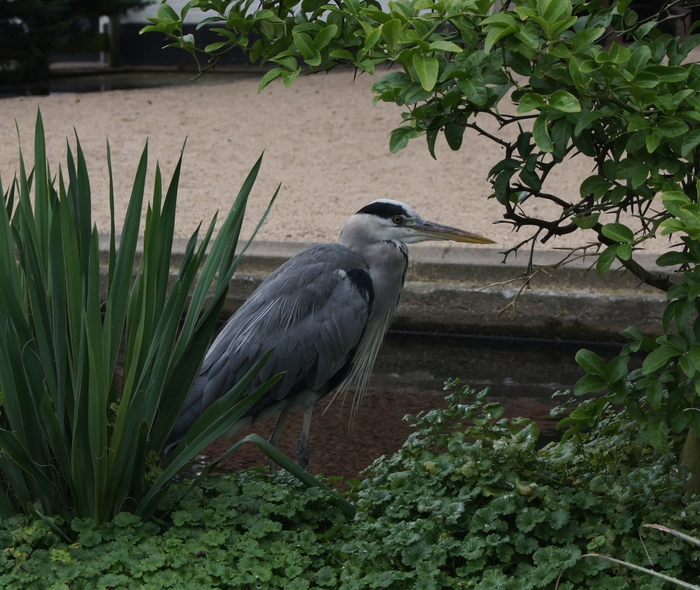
[{"xmin": 166, "ymin": 200, "xmax": 493, "ymax": 468}]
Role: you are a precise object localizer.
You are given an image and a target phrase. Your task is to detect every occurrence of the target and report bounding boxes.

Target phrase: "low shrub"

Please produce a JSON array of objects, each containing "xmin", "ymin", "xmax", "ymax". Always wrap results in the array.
[
  {"xmin": 341, "ymin": 384, "xmax": 699, "ymax": 589},
  {"xmin": 1, "ymin": 385, "xmax": 697, "ymax": 589}
]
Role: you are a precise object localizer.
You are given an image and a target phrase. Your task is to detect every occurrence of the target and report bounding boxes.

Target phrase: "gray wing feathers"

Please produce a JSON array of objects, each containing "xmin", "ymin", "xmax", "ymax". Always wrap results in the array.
[{"xmin": 172, "ymin": 244, "xmax": 371, "ymax": 439}]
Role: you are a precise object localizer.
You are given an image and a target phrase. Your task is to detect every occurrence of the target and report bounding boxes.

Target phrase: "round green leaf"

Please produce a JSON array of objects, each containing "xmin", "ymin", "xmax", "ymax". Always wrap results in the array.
[
  {"xmin": 658, "ymin": 117, "xmax": 689, "ymax": 138},
  {"xmin": 574, "ymin": 374, "xmax": 607, "ymax": 395},
  {"xmin": 601, "ymin": 222, "xmax": 634, "ymax": 244},
  {"xmin": 549, "ymin": 90, "xmax": 581, "ymax": 113},
  {"xmin": 516, "ymin": 93, "xmax": 545, "ymax": 114},
  {"xmin": 572, "ymin": 213, "xmax": 600, "ymax": 229},
  {"xmin": 580, "ymin": 175, "xmax": 612, "ymax": 199},
  {"xmin": 616, "ymin": 243, "xmax": 632, "ymax": 260}
]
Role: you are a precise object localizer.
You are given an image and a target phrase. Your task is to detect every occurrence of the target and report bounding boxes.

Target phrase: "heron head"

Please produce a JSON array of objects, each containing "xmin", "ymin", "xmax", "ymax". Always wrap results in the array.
[{"xmin": 347, "ymin": 199, "xmax": 494, "ymax": 245}]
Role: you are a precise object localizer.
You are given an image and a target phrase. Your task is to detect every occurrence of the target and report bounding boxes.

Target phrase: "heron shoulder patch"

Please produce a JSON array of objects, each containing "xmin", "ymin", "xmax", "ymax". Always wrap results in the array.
[{"xmin": 345, "ymin": 268, "xmax": 374, "ymax": 307}]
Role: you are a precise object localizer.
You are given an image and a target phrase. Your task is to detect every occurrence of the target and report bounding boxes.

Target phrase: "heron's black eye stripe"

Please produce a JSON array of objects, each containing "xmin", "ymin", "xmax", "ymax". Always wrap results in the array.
[{"xmin": 356, "ymin": 202, "xmax": 407, "ymax": 219}]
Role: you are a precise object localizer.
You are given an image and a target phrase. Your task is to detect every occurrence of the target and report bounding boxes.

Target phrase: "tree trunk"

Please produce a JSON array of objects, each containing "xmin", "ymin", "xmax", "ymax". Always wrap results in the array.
[
  {"xmin": 681, "ymin": 428, "xmax": 700, "ymax": 493},
  {"xmin": 108, "ymin": 15, "xmax": 121, "ymax": 69}
]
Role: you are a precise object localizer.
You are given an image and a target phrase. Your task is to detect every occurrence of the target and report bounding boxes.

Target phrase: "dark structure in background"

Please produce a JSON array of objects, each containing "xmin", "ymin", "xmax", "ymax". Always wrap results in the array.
[
  {"xmin": 0, "ymin": 0, "xmax": 149, "ymax": 92},
  {"xmin": 118, "ymin": 21, "xmax": 252, "ymax": 68},
  {"xmin": 633, "ymin": 1, "xmax": 700, "ymax": 36}
]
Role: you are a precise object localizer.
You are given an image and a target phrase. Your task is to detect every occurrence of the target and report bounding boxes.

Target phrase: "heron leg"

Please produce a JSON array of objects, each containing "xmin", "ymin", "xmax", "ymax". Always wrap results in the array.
[
  {"xmin": 295, "ymin": 405, "xmax": 314, "ymax": 471},
  {"xmin": 267, "ymin": 407, "xmax": 290, "ymax": 473}
]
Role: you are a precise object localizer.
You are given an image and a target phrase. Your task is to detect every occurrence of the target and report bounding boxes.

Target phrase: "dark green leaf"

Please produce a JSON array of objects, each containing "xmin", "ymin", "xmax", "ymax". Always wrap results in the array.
[
  {"xmin": 484, "ymin": 24, "xmax": 517, "ymax": 53},
  {"xmin": 645, "ymin": 418, "xmax": 669, "ymax": 454},
  {"xmin": 458, "ymin": 72, "xmax": 487, "ymax": 106},
  {"xmin": 643, "ymin": 345, "xmax": 679, "ymax": 374},
  {"xmin": 572, "ymin": 214, "xmax": 599, "ymax": 229},
  {"xmin": 445, "ymin": 122, "xmax": 466, "ymax": 151},
  {"xmin": 540, "ymin": 0, "xmax": 569, "ymax": 24},
  {"xmin": 627, "ymin": 116, "xmax": 650, "ymax": 131},
  {"xmin": 657, "ymin": 251, "xmax": 694, "ymax": 266},
  {"xmin": 574, "ymin": 375, "xmax": 607, "ymax": 395},
  {"xmin": 646, "ymin": 65, "xmax": 688, "ymax": 82},
  {"xmin": 571, "ymin": 27, "xmax": 605, "ymax": 53},
  {"xmin": 658, "ymin": 117, "xmax": 689, "ymax": 138},
  {"xmin": 258, "ymin": 68, "xmax": 284, "ymax": 92},
  {"xmin": 576, "ymin": 349, "xmax": 607, "ymax": 377},
  {"xmin": 596, "ymin": 245, "xmax": 618, "ymax": 274},
  {"xmin": 627, "ymin": 45, "xmax": 651, "ymax": 76},
  {"xmin": 430, "ymin": 40, "xmax": 463, "ymax": 53},
  {"xmin": 681, "ymin": 130, "xmax": 700, "ymax": 157},
  {"xmin": 390, "ymin": 126, "xmax": 417, "ymax": 153},
  {"xmin": 607, "ymin": 355, "xmax": 629, "ymax": 383},
  {"xmin": 601, "ymin": 223, "xmax": 634, "ymax": 244},
  {"xmin": 532, "ymin": 112, "xmax": 553, "ymax": 152},
  {"xmin": 580, "ymin": 175, "xmax": 612, "ymax": 199},
  {"xmin": 645, "ymin": 130, "xmax": 662, "ymax": 153}
]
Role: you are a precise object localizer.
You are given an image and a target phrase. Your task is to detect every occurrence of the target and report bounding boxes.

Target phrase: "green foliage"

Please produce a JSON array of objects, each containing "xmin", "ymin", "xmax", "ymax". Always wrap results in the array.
[
  {"xmin": 567, "ymin": 185, "xmax": 700, "ymax": 453},
  {"xmin": 0, "ymin": 111, "xmax": 285, "ymax": 530},
  {"xmin": 343, "ymin": 384, "xmax": 699, "ymax": 589},
  {"xmin": 587, "ymin": 524, "xmax": 700, "ymax": 589},
  {"xmin": 0, "ymin": 469, "xmax": 351, "ymax": 589},
  {"xmin": 1, "ymin": 386, "xmax": 698, "ymax": 588},
  {"xmin": 145, "ymin": 0, "xmax": 700, "ymax": 455}
]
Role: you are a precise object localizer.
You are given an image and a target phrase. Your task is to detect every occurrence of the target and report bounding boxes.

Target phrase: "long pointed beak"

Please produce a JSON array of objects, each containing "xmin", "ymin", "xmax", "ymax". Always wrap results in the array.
[{"xmin": 412, "ymin": 220, "xmax": 495, "ymax": 244}]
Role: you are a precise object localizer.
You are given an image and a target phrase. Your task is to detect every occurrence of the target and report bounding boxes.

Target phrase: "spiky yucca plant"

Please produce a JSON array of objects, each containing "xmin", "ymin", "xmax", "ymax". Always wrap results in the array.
[{"xmin": 0, "ymin": 111, "xmax": 285, "ymax": 531}]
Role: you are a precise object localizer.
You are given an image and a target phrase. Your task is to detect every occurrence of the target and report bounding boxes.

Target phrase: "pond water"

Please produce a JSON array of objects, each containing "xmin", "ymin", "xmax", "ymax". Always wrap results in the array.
[
  {"xmin": 49, "ymin": 70, "xmax": 254, "ymax": 94},
  {"xmin": 197, "ymin": 332, "xmax": 624, "ymax": 480}
]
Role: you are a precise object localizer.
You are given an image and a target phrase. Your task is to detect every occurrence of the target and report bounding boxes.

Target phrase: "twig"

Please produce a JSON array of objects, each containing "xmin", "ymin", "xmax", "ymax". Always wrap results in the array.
[{"xmin": 482, "ymin": 245, "xmax": 598, "ymax": 316}]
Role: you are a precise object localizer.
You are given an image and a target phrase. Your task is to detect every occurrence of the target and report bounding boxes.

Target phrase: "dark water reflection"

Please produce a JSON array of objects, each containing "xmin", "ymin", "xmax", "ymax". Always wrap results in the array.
[
  {"xmin": 196, "ymin": 332, "xmax": 624, "ymax": 480},
  {"xmin": 49, "ymin": 71, "xmax": 253, "ymax": 95},
  {"xmin": 374, "ymin": 331, "xmax": 621, "ymax": 399}
]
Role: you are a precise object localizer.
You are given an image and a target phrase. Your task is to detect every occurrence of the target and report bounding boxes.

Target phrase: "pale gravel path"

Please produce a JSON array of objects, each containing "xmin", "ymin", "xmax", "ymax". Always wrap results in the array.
[{"xmin": 0, "ymin": 69, "xmax": 669, "ymax": 255}]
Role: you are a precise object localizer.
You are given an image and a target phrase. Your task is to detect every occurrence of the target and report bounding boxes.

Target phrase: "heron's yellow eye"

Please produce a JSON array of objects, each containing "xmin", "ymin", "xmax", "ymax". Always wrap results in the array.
[{"xmin": 392, "ymin": 216, "xmax": 403, "ymax": 225}]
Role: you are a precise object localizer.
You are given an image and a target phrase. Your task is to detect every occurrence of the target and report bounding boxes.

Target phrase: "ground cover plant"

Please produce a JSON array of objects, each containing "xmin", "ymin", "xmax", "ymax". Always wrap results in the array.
[
  {"xmin": 0, "ymin": 385, "xmax": 698, "ymax": 588},
  {"xmin": 147, "ymin": 0, "xmax": 700, "ymax": 479}
]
